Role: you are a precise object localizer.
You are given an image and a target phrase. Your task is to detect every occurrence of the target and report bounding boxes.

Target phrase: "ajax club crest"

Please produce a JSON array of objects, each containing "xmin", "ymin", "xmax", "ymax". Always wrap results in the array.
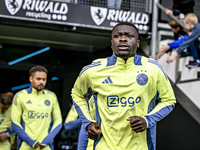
[
  {"xmin": 136, "ymin": 73, "xmax": 148, "ymax": 86},
  {"xmin": 44, "ymin": 100, "xmax": 50, "ymax": 106},
  {"xmin": 90, "ymin": 6, "xmax": 107, "ymax": 26},
  {"xmin": 5, "ymin": 0, "xmax": 23, "ymax": 15}
]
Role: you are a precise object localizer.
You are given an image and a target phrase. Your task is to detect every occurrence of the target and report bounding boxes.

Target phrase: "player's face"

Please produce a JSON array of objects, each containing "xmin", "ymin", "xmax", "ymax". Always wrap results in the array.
[
  {"xmin": 29, "ymin": 71, "xmax": 47, "ymax": 91},
  {"xmin": 0, "ymin": 102, "xmax": 10, "ymax": 113},
  {"xmin": 111, "ymin": 25, "xmax": 140, "ymax": 59}
]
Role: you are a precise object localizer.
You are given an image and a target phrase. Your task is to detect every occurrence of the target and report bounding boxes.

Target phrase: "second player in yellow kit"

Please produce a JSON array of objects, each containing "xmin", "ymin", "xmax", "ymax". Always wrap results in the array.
[{"xmin": 11, "ymin": 65, "xmax": 62, "ymax": 150}]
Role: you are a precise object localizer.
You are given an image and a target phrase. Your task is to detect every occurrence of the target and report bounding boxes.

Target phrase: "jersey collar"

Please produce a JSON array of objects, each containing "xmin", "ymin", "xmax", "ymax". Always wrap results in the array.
[
  {"xmin": 26, "ymin": 86, "xmax": 45, "ymax": 95},
  {"xmin": 106, "ymin": 52, "xmax": 142, "ymax": 66}
]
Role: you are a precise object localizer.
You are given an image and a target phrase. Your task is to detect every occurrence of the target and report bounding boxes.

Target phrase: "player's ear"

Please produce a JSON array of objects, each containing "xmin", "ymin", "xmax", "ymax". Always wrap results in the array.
[
  {"xmin": 137, "ymin": 40, "xmax": 140, "ymax": 48},
  {"xmin": 29, "ymin": 76, "xmax": 33, "ymax": 83}
]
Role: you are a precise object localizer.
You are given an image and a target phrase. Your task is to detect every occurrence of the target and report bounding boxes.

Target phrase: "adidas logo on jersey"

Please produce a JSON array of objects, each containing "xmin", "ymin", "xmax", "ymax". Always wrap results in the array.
[
  {"xmin": 102, "ymin": 77, "xmax": 113, "ymax": 84},
  {"xmin": 26, "ymin": 100, "xmax": 32, "ymax": 104}
]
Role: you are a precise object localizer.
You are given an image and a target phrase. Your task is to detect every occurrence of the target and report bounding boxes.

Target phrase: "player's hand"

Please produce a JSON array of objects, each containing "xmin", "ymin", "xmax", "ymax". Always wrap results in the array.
[
  {"xmin": 33, "ymin": 141, "xmax": 40, "ymax": 149},
  {"xmin": 0, "ymin": 132, "xmax": 9, "ymax": 141},
  {"xmin": 126, "ymin": 116, "xmax": 147, "ymax": 133},
  {"xmin": 87, "ymin": 122, "xmax": 102, "ymax": 140},
  {"xmin": 40, "ymin": 145, "xmax": 46, "ymax": 149}
]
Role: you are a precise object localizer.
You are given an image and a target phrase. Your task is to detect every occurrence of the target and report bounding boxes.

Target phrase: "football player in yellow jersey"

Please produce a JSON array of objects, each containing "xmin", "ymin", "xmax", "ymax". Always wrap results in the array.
[
  {"xmin": 64, "ymin": 105, "xmax": 81, "ymax": 131},
  {"xmin": 0, "ymin": 92, "xmax": 15, "ymax": 150},
  {"xmin": 64, "ymin": 91, "xmax": 95, "ymax": 150},
  {"xmin": 11, "ymin": 65, "xmax": 62, "ymax": 150},
  {"xmin": 72, "ymin": 22, "xmax": 176, "ymax": 150}
]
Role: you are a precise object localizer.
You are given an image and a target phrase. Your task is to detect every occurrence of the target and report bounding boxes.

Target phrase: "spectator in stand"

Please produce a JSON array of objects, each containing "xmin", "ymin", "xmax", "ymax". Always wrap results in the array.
[
  {"xmin": 167, "ymin": 13, "xmax": 200, "ymax": 68},
  {"xmin": 168, "ymin": 17, "xmax": 187, "ymax": 40},
  {"xmin": 156, "ymin": 17, "xmax": 188, "ymax": 59},
  {"xmin": 165, "ymin": 0, "xmax": 195, "ymax": 19},
  {"xmin": 156, "ymin": 31, "xmax": 199, "ymax": 68}
]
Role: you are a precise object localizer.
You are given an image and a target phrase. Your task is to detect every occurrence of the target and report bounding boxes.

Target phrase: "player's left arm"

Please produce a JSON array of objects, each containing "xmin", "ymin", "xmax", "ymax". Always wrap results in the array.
[
  {"xmin": 143, "ymin": 64, "xmax": 176, "ymax": 129},
  {"xmin": 41, "ymin": 94, "xmax": 62, "ymax": 146}
]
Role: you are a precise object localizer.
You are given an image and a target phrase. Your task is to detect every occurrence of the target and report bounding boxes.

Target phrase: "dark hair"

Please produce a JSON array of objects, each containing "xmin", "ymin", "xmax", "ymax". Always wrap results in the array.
[
  {"xmin": 0, "ymin": 93, "xmax": 13, "ymax": 105},
  {"xmin": 112, "ymin": 22, "xmax": 139, "ymax": 37},
  {"xmin": 29, "ymin": 65, "xmax": 48, "ymax": 76},
  {"xmin": 168, "ymin": 17, "xmax": 182, "ymax": 28}
]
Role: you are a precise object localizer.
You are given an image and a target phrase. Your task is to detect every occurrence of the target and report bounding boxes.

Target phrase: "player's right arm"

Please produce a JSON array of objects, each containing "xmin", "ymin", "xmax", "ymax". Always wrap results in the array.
[
  {"xmin": 11, "ymin": 92, "xmax": 38, "ymax": 148},
  {"xmin": 71, "ymin": 64, "xmax": 97, "ymax": 130}
]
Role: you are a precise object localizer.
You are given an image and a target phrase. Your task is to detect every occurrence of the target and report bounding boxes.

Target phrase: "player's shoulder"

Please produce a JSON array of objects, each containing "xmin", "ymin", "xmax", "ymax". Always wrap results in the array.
[
  {"xmin": 143, "ymin": 57, "xmax": 162, "ymax": 69},
  {"xmin": 14, "ymin": 89, "xmax": 27, "ymax": 98},
  {"xmin": 45, "ymin": 90, "xmax": 57, "ymax": 98},
  {"xmin": 79, "ymin": 58, "xmax": 107, "ymax": 76},
  {"xmin": 140, "ymin": 56, "xmax": 166, "ymax": 74},
  {"xmin": 5, "ymin": 105, "xmax": 12, "ymax": 113},
  {"xmin": 44, "ymin": 90, "xmax": 59, "ymax": 104},
  {"xmin": 12, "ymin": 90, "xmax": 25, "ymax": 105},
  {"xmin": 143, "ymin": 57, "xmax": 168, "ymax": 79}
]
